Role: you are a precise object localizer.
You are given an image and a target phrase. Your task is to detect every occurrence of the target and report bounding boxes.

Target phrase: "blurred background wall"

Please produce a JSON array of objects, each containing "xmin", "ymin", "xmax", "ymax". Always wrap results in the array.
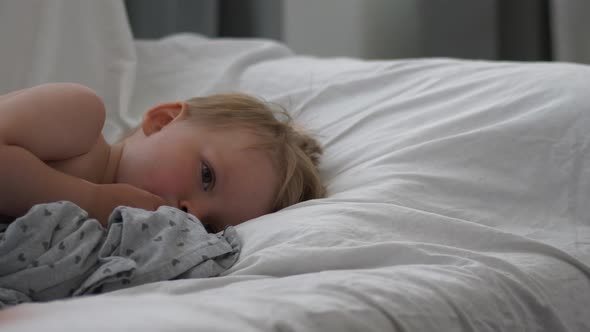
[{"xmin": 124, "ymin": 0, "xmax": 590, "ymax": 64}]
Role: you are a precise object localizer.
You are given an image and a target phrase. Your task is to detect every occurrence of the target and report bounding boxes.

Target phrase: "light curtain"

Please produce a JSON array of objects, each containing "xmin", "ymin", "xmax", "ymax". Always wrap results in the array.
[{"xmin": 550, "ymin": 0, "xmax": 590, "ymax": 64}]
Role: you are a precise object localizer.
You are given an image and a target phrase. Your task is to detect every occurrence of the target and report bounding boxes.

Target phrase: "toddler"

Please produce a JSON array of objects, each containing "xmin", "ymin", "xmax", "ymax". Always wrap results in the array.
[{"xmin": 0, "ymin": 83, "xmax": 325, "ymax": 231}]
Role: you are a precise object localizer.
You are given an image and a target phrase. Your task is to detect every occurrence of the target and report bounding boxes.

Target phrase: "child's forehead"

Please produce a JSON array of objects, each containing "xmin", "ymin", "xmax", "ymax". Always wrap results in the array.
[
  {"xmin": 176, "ymin": 121, "xmax": 266, "ymax": 149},
  {"xmin": 182, "ymin": 120, "xmax": 263, "ymax": 140}
]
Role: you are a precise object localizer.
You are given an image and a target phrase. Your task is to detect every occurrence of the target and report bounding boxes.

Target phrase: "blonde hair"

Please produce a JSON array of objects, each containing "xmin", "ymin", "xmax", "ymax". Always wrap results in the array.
[{"xmin": 182, "ymin": 93, "xmax": 326, "ymax": 211}]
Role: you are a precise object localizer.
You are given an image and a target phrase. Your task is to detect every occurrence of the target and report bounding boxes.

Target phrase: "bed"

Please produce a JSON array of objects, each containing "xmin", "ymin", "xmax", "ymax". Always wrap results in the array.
[{"xmin": 1, "ymin": 1, "xmax": 589, "ymax": 331}]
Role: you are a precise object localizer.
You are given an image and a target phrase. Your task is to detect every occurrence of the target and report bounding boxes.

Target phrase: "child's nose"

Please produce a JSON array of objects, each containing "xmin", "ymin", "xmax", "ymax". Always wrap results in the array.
[{"xmin": 179, "ymin": 199, "xmax": 208, "ymax": 222}]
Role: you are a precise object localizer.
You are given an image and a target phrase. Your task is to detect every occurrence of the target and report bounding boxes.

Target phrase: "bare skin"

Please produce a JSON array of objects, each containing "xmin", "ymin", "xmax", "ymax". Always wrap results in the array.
[{"xmin": 0, "ymin": 83, "xmax": 279, "ymax": 229}]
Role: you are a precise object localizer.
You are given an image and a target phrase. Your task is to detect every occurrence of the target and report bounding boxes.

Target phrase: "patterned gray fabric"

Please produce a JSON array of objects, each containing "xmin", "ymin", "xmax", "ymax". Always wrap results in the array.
[{"xmin": 0, "ymin": 202, "xmax": 241, "ymax": 308}]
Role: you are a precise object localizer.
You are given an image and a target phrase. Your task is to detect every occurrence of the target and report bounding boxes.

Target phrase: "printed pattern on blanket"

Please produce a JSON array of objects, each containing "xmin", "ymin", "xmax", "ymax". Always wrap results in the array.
[{"xmin": 0, "ymin": 202, "xmax": 241, "ymax": 307}]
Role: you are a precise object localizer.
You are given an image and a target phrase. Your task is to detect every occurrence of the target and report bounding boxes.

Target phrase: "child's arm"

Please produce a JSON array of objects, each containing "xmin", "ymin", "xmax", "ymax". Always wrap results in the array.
[
  {"xmin": 0, "ymin": 83, "xmax": 164, "ymax": 224},
  {"xmin": 0, "ymin": 83, "xmax": 105, "ymax": 218}
]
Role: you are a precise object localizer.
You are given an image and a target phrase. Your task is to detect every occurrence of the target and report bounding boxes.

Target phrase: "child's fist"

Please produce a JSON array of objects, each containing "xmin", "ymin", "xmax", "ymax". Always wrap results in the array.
[{"xmin": 89, "ymin": 183, "xmax": 167, "ymax": 226}]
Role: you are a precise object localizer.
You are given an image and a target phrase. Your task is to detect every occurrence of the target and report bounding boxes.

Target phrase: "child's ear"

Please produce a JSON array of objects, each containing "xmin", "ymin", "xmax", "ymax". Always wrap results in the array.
[{"xmin": 141, "ymin": 102, "xmax": 187, "ymax": 136}]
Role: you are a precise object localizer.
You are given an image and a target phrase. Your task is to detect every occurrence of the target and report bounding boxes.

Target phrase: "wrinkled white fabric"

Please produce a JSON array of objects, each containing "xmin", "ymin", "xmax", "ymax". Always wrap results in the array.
[{"xmin": 0, "ymin": 0, "xmax": 136, "ymax": 141}]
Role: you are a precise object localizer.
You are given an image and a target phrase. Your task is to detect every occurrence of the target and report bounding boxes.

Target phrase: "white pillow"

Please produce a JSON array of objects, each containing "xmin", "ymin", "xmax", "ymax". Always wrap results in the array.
[{"xmin": 130, "ymin": 34, "xmax": 590, "ymax": 270}]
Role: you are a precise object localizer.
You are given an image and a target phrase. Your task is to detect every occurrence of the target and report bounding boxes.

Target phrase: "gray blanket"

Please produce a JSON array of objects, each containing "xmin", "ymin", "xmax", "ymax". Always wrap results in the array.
[{"xmin": 0, "ymin": 201, "xmax": 241, "ymax": 308}]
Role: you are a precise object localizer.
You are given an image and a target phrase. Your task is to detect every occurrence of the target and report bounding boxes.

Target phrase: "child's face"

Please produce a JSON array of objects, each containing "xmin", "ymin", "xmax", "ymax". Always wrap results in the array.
[{"xmin": 118, "ymin": 117, "xmax": 280, "ymax": 232}]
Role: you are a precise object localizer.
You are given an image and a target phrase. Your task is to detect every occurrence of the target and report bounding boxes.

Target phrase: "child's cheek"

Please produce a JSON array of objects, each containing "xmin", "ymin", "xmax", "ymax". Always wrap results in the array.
[{"xmin": 150, "ymin": 163, "xmax": 194, "ymax": 196}]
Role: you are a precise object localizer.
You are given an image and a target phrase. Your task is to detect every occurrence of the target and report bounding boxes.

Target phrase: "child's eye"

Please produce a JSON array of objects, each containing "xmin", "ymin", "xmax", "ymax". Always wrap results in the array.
[{"xmin": 201, "ymin": 162, "xmax": 215, "ymax": 192}]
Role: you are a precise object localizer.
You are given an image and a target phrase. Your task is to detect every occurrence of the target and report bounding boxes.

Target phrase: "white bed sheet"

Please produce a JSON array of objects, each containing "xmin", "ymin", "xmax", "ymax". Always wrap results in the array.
[{"xmin": 1, "ymin": 2, "xmax": 590, "ymax": 331}]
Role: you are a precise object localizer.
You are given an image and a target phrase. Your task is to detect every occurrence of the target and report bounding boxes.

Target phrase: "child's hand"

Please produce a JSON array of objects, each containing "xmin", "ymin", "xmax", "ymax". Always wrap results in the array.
[{"xmin": 89, "ymin": 183, "xmax": 167, "ymax": 226}]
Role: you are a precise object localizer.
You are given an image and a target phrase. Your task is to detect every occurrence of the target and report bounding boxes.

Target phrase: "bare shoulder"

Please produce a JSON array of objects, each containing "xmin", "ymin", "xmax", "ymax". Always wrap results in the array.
[
  {"xmin": 46, "ymin": 133, "xmax": 111, "ymax": 184},
  {"xmin": 0, "ymin": 83, "xmax": 106, "ymax": 160},
  {"xmin": 0, "ymin": 83, "xmax": 110, "ymax": 183}
]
